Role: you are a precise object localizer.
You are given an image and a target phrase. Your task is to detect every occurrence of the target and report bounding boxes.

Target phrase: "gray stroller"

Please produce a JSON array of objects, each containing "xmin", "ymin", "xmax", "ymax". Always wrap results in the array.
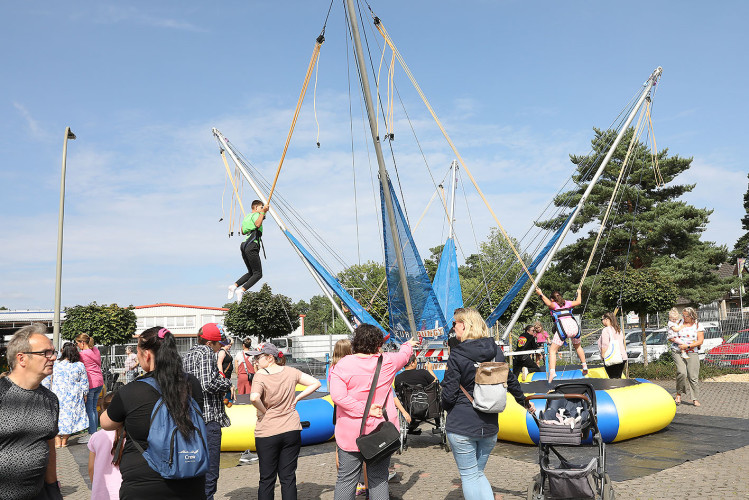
[{"xmin": 525, "ymin": 383, "xmax": 615, "ymax": 499}]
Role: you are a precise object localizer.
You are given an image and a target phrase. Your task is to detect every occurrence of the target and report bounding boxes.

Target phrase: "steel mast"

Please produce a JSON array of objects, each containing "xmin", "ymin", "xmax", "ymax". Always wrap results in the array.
[
  {"xmin": 344, "ymin": 0, "xmax": 417, "ymax": 338},
  {"xmin": 502, "ymin": 67, "xmax": 663, "ymax": 340}
]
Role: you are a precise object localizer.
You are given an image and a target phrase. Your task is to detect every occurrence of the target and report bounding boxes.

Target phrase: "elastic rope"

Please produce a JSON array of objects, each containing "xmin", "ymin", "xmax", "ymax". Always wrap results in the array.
[
  {"xmin": 373, "ymin": 20, "xmax": 537, "ymax": 288},
  {"xmin": 267, "ymin": 38, "xmax": 325, "ymax": 206}
]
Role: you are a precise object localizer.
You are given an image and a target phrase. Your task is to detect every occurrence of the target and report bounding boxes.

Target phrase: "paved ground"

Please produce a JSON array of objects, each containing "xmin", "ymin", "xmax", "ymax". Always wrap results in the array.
[{"xmin": 57, "ymin": 380, "xmax": 749, "ymax": 499}]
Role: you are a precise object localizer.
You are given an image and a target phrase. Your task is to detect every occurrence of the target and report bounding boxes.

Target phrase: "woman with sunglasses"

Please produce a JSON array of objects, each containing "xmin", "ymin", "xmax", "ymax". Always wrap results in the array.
[
  {"xmin": 75, "ymin": 333, "xmax": 104, "ymax": 444},
  {"xmin": 598, "ymin": 312, "xmax": 626, "ymax": 379},
  {"xmin": 250, "ymin": 343, "xmax": 321, "ymax": 500}
]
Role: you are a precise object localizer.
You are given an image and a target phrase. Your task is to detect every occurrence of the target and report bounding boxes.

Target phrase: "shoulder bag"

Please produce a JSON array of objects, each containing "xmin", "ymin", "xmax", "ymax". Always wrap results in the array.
[
  {"xmin": 354, "ymin": 356, "xmax": 401, "ymax": 463},
  {"xmin": 603, "ymin": 329, "xmax": 624, "ymax": 366}
]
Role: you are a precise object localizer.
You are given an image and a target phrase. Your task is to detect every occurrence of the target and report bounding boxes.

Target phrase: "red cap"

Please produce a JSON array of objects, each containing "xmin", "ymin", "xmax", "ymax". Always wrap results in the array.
[{"xmin": 200, "ymin": 323, "xmax": 224, "ymax": 342}]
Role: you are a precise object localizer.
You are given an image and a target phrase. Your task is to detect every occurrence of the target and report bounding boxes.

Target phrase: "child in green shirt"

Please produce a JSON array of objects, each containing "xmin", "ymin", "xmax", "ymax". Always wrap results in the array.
[{"xmin": 228, "ymin": 200, "xmax": 269, "ymax": 302}]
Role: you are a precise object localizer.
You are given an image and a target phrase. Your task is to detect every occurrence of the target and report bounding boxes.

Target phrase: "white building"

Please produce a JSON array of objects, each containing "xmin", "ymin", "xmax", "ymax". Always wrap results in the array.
[{"xmin": 134, "ymin": 303, "xmax": 228, "ymax": 338}]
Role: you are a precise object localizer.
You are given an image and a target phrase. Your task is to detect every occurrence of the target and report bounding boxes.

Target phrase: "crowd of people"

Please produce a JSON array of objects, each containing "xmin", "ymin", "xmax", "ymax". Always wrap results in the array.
[{"xmin": 0, "ymin": 301, "xmax": 710, "ymax": 500}]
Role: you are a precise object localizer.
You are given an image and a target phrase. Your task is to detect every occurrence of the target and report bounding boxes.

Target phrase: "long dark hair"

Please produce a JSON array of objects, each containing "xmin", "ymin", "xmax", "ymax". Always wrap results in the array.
[
  {"xmin": 60, "ymin": 342, "xmax": 80, "ymax": 363},
  {"xmin": 138, "ymin": 327, "xmax": 195, "ymax": 438}
]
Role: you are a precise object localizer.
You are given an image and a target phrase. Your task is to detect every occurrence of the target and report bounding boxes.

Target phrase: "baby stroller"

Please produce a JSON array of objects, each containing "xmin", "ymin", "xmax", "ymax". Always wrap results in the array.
[
  {"xmin": 394, "ymin": 380, "xmax": 449, "ymax": 452},
  {"xmin": 525, "ymin": 383, "xmax": 614, "ymax": 499}
]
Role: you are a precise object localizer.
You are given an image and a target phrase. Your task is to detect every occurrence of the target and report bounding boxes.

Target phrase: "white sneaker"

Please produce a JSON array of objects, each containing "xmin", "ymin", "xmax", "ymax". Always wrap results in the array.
[
  {"xmin": 228, "ymin": 284, "xmax": 237, "ymax": 300},
  {"xmin": 235, "ymin": 288, "xmax": 245, "ymax": 303},
  {"xmin": 681, "ymin": 351, "xmax": 689, "ymax": 359},
  {"xmin": 239, "ymin": 449, "xmax": 258, "ymax": 463},
  {"xmin": 521, "ymin": 367, "xmax": 529, "ymax": 379}
]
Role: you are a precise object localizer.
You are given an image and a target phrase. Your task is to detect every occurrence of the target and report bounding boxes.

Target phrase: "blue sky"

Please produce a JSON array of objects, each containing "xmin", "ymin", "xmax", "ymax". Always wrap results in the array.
[{"xmin": 1, "ymin": 1, "xmax": 747, "ymax": 310}]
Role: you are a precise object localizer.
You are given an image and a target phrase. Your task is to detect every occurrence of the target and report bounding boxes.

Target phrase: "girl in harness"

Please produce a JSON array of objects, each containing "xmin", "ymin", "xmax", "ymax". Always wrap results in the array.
[{"xmin": 535, "ymin": 288, "xmax": 588, "ymax": 382}]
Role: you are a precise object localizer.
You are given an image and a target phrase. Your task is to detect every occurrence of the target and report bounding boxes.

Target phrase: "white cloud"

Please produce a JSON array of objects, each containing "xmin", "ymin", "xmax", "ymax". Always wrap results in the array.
[{"xmin": 13, "ymin": 102, "xmax": 50, "ymax": 141}]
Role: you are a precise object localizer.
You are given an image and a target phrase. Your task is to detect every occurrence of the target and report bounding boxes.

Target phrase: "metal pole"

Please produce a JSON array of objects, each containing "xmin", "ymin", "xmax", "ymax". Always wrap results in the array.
[
  {"xmin": 345, "ymin": 0, "xmax": 418, "ymax": 339},
  {"xmin": 53, "ymin": 127, "xmax": 75, "ymax": 349},
  {"xmin": 448, "ymin": 160, "xmax": 457, "ymax": 239},
  {"xmin": 214, "ymin": 129, "xmax": 354, "ymax": 333},
  {"xmin": 502, "ymin": 67, "xmax": 662, "ymax": 340}
]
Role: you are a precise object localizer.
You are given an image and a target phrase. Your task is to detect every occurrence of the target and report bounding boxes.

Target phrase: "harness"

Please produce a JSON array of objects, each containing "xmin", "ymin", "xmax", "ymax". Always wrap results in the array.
[
  {"xmin": 551, "ymin": 307, "xmax": 580, "ymax": 341},
  {"xmin": 243, "ymin": 226, "xmax": 267, "ymax": 259}
]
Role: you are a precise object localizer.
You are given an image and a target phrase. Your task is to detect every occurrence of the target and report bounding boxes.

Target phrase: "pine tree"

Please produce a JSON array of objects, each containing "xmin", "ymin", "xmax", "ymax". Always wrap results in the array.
[
  {"xmin": 538, "ymin": 127, "xmax": 728, "ymax": 306},
  {"xmin": 731, "ymin": 173, "xmax": 749, "ymax": 260}
]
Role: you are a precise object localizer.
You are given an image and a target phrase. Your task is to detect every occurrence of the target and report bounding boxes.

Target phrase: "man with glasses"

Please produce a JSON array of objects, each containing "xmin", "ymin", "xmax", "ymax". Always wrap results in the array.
[
  {"xmin": 182, "ymin": 323, "xmax": 231, "ymax": 500},
  {"xmin": 0, "ymin": 324, "xmax": 62, "ymax": 500}
]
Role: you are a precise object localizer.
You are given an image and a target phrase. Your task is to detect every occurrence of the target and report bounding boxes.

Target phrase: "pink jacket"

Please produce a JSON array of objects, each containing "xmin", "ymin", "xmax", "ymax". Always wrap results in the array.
[
  {"xmin": 79, "ymin": 347, "xmax": 104, "ymax": 389},
  {"xmin": 329, "ymin": 343, "xmax": 412, "ymax": 452}
]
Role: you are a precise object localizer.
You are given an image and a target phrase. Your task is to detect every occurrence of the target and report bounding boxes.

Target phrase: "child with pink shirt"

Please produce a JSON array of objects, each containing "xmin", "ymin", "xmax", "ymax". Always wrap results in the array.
[{"xmin": 87, "ymin": 394, "xmax": 123, "ymax": 500}]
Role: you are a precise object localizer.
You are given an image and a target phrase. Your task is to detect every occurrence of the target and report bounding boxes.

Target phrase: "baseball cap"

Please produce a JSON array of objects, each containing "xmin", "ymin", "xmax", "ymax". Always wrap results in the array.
[
  {"xmin": 200, "ymin": 323, "xmax": 225, "ymax": 342},
  {"xmin": 247, "ymin": 342, "xmax": 281, "ymax": 357}
]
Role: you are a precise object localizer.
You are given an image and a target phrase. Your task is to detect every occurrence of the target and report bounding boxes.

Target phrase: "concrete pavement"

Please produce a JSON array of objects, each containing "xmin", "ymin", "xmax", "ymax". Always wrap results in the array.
[{"xmin": 56, "ymin": 380, "xmax": 749, "ymax": 499}]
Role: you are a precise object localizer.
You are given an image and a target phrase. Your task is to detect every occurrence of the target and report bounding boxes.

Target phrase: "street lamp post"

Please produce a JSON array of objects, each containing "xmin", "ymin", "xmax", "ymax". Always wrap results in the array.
[{"xmin": 53, "ymin": 127, "xmax": 76, "ymax": 349}]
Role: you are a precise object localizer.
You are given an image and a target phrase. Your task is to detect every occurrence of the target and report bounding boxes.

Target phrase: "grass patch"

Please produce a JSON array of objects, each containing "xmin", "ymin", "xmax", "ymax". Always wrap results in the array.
[{"xmin": 627, "ymin": 353, "xmax": 745, "ymax": 380}]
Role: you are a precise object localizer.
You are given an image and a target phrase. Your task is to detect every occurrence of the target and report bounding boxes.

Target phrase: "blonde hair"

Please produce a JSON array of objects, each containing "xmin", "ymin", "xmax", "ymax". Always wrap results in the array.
[
  {"xmin": 532, "ymin": 321, "xmax": 544, "ymax": 332},
  {"xmin": 668, "ymin": 307, "xmax": 680, "ymax": 321},
  {"xmin": 454, "ymin": 308, "xmax": 490, "ymax": 341},
  {"xmin": 683, "ymin": 307, "xmax": 698, "ymax": 322},
  {"xmin": 75, "ymin": 333, "xmax": 94, "ymax": 348},
  {"xmin": 331, "ymin": 339, "xmax": 352, "ymax": 367}
]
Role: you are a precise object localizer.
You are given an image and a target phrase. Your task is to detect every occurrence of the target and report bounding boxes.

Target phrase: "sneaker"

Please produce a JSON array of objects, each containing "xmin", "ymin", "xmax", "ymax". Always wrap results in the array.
[
  {"xmin": 681, "ymin": 351, "xmax": 689, "ymax": 359},
  {"xmin": 239, "ymin": 449, "xmax": 258, "ymax": 463},
  {"xmin": 521, "ymin": 367, "xmax": 529, "ymax": 379},
  {"xmin": 235, "ymin": 288, "xmax": 246, "ymax": 303},
  {"xmin": 547, "ymin": 369, "xmax": 556, "ymax": 383},
  {"xmin": 388, "ymin": 470, "xmax": 398, "ymax": 482},
  {"xmin": 78, "ymin": 434, "xmax": 90, "ymax": 444},
  {"xmin": 228, "ymin": 284, "xmax": 237, "ymax": 300}
]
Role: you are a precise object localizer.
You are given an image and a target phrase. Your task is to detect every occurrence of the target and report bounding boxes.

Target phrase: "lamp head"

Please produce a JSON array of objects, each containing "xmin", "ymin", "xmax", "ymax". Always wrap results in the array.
[{"xmin": 67, "ymin": 129, "xmax": 76, "ymax": 140}]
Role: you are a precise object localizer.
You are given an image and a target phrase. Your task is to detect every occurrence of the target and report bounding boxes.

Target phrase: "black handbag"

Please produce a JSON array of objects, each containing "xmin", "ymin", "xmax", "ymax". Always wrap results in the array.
[{"xmin": 355, "ymin": 356, "xmax": 401, "ymax": 463}]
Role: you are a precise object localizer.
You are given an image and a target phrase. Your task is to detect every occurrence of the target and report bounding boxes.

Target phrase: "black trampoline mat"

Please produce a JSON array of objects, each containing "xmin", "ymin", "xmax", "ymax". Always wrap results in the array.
[{"xmin": 491, "ymin": 413, "xmax": 749, "ymax": 481}]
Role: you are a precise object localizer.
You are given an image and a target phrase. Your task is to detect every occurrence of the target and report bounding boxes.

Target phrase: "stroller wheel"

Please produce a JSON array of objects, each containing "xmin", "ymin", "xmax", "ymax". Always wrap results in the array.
[
  {"xmin": 602, "ymin": 473, "xmax": 615, "ymax": 500},
  {"xmin": 526, "ymin": 474, "xmax": 544, "ymax": 500},
  {"xmin": 440, "ymin": 411, "xmax": 450, "ymax": 452},
  {"xmin": 398, "ymin": 412, "xmax": 408, "ymax": 454}
]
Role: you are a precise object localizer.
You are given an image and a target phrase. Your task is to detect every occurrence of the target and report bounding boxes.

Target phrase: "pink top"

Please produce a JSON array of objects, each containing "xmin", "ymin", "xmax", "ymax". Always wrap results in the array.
[
  {"xmin": 329, "ymin": 343, "xmax": 412, "ymax": 452},
  {"xmin": 79, "ymin": 347, "xmax": 104, "ymax": 389},
  {"xmin": 536, "ymin": 330, "xmax": 549, "ymax": 343},
  {"xmin": 597, "ymin": 326, "xmax": 626, "ymax": 361},
  {"xmin": 87, "ymin": 430, "xmax": 122, "ymax": 500},
  {"xmin": 550, "ymin": 299, "xmax": 574, "ymax": 312}
]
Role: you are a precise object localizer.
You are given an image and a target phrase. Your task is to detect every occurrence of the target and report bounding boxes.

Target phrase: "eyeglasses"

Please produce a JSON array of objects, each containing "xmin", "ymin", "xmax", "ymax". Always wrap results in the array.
[{"xmin": 23, "ymin": 349, "xmax": 58, "ymax": 359}]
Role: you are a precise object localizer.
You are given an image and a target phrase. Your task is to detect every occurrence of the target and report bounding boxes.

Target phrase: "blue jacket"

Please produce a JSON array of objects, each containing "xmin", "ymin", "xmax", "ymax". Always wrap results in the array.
[{"xmin": 441, "ymin": 337, "xmax": 526, "ymax": 438}]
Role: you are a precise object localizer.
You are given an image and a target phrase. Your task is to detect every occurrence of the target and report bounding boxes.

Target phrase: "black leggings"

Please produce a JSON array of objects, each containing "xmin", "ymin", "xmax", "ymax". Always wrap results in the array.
[
  {"xmin": 255, "ymin": 430, "xmax": 302, "ymax": 500},
  {"xmin": 604, "ymin": 362, "xmax": 625, "ymax": 379},
  {"xmin": 236, "ymin": 240, "xmax": 263, "ymax": 290}
]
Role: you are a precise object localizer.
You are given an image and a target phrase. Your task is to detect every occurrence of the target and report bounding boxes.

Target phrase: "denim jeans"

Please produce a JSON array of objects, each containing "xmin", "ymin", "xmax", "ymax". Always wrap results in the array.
[
  {"xmin": 446, "ymin": 432, "xmax": 496, "ymax": 500},
  {"xmin": 85, "ymin": 386, "xmax": 102, "ymax": 435},
  {"xmin": 205, "ymin": 421, "xmax": 222, "ymax": 500}
]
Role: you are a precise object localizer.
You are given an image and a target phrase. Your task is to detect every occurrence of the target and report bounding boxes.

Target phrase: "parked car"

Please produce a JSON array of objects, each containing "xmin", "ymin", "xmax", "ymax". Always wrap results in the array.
[
  {"xmin": 703, "ymin": 329, "xmax": 749, "ymax": 371},
  {"xmin": 582, "ymin": 328, "xmax": 646, "ymax": 363},
  {"xmin": 699, "ymin": 321, "xmax": 725, "ymax": 355},
  {"xmin": 627, "ymin": 329, "xmax": 670, "ymax": 363}
]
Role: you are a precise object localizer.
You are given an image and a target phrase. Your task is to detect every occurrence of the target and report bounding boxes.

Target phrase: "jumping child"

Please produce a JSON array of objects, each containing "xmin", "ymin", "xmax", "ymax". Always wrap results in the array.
[
  {"xmin": 667, "ymin": 308, "xmax": 689, "ymax": 359},
  {"xmin": 535, "ymin": 288, "xmax": 588, "ymax": 382},
  {"xmin": 228, "ymin": 200, "xmax": 269, "ymax": 303}
]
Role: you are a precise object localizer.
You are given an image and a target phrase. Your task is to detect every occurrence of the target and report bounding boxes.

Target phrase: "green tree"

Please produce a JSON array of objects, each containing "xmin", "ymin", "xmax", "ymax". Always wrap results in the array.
[
  {"xmin": 731, "ymin": 173, "xmax": 749, "ymax": 260},
  {"xmin": 336, "ymin": 261, "xmax": 388, "ymax": 328},
  {"xmin": 598, "ymin": 267, "xmax": 677, "ymax": 366},
  {"xmin": 539, "ymin": 127, "xmax": 728, "ymax": 305},
  {"xmin": 298, "ymin": 295, "xmax": 336, "ymax": 336},
  {"xmin": 460, "ymin": 228, "xmax": 538, "ymax": 327},
  {"xmin": 61, "ymin": 302, "xmax": 137, "ymax": 345},
  {"xmin": 224, "ymin": 284, "xmax": 299, "ymax": 341}
]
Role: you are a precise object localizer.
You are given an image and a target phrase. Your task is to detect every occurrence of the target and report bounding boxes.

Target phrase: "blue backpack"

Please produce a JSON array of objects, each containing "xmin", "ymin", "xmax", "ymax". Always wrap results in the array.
[{"xmin": 132, "ymin": 377, "xmax": 209, "ymax": 479}]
